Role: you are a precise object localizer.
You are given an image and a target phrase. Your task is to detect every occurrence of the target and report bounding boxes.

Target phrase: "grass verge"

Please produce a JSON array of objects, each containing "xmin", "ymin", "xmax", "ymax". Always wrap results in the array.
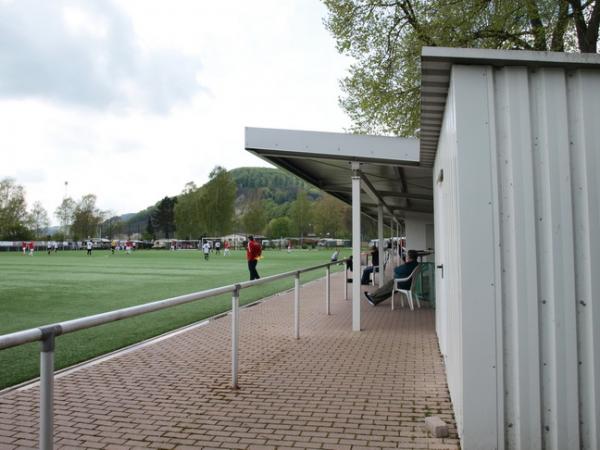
[{"xmin": 0, "ymin": 248, "xmax": 346, "ymax": 389}]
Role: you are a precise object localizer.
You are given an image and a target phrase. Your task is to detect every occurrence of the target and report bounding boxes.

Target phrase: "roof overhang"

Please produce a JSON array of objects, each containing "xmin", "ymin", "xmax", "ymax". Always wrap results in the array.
[
  {"xmin": 420, "ymin": 46, "xmax": 600, "ymax": 167},
  {"xmin": 245, "ymin": 127, "xmax": 433, "ymax": 223}
]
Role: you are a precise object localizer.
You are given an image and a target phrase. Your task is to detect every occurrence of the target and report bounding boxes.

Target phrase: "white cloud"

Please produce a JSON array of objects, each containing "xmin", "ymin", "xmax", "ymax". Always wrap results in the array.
[
  {"xmin": 63, "ymin": 5, "xmax": 109, "ymax": 39},
  {"xmin": 0, "ymin": 0, "xmax": 204, "ymax": 112},
  {"xmin": 0, "ymin": 0, "xmax": 352, "ymax": 224}
]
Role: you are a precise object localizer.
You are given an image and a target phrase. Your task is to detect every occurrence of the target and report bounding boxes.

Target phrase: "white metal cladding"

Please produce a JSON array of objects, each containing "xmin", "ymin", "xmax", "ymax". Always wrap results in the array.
[
  {"xmin": 437, "ymin": 65, "xmax": 500, "ymax": 450},
  {"xmin": 434, "ymin": 80, "xmax": 463, "ymax": 433},
  {"xmin": 435, "ymin": 61, "xmax": 600, "ymax": 449}
]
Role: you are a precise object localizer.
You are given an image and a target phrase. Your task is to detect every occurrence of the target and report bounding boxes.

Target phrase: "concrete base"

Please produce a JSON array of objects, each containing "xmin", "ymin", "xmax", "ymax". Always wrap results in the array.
[{"xmin": 425, "ymin": 416, "xmax": 449, "ymax": 438}]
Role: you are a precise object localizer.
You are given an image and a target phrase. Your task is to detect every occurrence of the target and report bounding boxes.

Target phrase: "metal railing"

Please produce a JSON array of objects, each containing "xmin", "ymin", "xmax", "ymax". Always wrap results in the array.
[{"xmin": 0, "ymin": 259, "xmax": 349, "ymax": 450}]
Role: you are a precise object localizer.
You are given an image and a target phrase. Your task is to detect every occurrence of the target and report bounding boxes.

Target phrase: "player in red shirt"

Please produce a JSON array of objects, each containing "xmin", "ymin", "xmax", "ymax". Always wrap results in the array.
[
  {"xmin": 246, "ymin": 235, "xmax": 262, "ymax": 280},
  {"xmin": 223, "ymin": 240, "xmax": 230, "ymax": 256}
]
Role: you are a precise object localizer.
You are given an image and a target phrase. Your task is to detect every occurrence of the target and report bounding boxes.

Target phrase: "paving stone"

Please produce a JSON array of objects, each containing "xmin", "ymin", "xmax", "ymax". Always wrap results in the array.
[{"xmin": 0, "ymin": 271, "xmax": 459, "ymax": 449}]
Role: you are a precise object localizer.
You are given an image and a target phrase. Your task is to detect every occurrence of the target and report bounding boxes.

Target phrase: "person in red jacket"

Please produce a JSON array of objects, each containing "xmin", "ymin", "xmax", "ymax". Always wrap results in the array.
[{"xmin": 246, "ymin": 235, "xmax": 262, "ymax": 280}]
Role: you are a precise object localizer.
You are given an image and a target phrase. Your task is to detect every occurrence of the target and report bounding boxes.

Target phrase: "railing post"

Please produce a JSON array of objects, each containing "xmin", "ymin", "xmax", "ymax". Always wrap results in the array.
[
  {"xmin": 40, "ymin": 326, "xmax": 61, "ymax": 450},
  {"xmin": 231, "ymin": 285, "xmax": 240, "ymax": 389},
  {"xmin": 344, "ymin": 261, "xmax": 348, "ymax": 300},
  {"xmin": 325, "ymin": 266, "xmax": 331, "ymax": 315},
  {"xmin": 294, "ymin": 272, "xmax": 300, "ymax": 339}
]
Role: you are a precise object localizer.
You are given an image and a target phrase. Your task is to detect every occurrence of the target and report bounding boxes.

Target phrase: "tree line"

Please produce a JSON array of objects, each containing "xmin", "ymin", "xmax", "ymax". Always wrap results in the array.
[
  {"xmin": 148, "ymin": 166, "xmax": 359, "ymax": 241},
  {"xmin": 0, "ymin": 178, "xmax": 106, "ymax": 241},
  {"xmin": 1, "ymin": 166, "xmax": 373, "ymax": 242}
]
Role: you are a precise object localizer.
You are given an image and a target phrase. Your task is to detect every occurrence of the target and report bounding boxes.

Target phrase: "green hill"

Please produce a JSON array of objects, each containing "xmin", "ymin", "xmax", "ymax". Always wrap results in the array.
[
  {"xmin": 229, "ymin": 167, "xmax": 319, "ymax": 204},
  {"xmin": 119, "ymin": 167, "xmax": 318, "ymax": 233}
]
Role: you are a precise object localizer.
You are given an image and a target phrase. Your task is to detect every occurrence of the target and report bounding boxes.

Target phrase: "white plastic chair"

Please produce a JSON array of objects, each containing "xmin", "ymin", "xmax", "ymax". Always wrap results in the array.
[
  {"xmin": 369, "ymin": 266, "xmax": 380, "ymax": 285},
  {"xmin": 391, "ymin": 265, "xmax": 421, "ymax": 311}
]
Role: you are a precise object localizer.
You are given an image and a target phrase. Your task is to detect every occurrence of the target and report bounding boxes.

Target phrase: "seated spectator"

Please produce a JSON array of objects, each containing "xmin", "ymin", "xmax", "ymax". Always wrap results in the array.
[
  {"xmin": 364, "ymin": 249, "xmax": 419, "ymax": 306},
  {"xmin": 346, "ymin": 255, "xmax": 353, "ymax": 282},
  {"xmin": 360, "ymin": 245, "xmax": 379, "ymax": 285},
  {"xmin": 330, "ymin": 250, "xmax": 340, "ymax": 262}
]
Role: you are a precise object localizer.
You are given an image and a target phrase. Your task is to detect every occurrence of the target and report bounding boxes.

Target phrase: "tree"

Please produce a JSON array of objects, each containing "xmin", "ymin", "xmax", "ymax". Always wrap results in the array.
[
  {"xmin": 103, "ymin": 215, "xmax": 123, "ymax": 240},
  {"xmin": 174, "ymin": 168, "xmax": 237, "ymax": 239},
  {"xmin": 289, "ymin": 189, "xmax": 313, "ymax": 239},
  {"xmin": 144, "ymin": 217, "xmax": 156, "ymax": 241},
  {"xmin": 0, "ymin": 178, "xmax": 30, "ymax": 240},
  {"xmin": 570, "ymin": 0, "xmax": 600, "ymax": 52},
  {"xmin": 240, "ymin": 198, "xmax": 268, "ymax": 235},
  {"xmin": 174, "ymin": 182, "xmax": 204, "ymax": 239},
  {"xmin": 55, "ymin": 197, "xmax": 76, "ymax": 238},
  {"xmin": 51, "ymin": 231, "xmax": 66, "ymax": 242},
  {"xmin": 71, "ymin": 194, "xmax": 104, "ymax": 240},
  {"xmin": 265, "ymin": 216, "xmax": 292, "ymax": 238},
  {"xmin": 312, "ymin": 194, "xmax": 348, "ymax": 238},
  {"xmin": 202, "ymin": 166, "xmax": 236, "ymax": 236},
  {"xmin": 151, "ymin": 196, "xmax": 177, "ymax": 239},
  {"xmin": 323, "ymin": 0, "xmax": 600, "ymax": 136},
  {"xmin": 28, "ymin": 201, "xmax": 50, "ymax": 239}
]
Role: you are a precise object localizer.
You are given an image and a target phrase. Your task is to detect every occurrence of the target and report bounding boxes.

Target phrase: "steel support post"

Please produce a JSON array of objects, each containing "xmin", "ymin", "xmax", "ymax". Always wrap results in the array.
[
  {"xmin": 351, "ymin": 162, "xmax": 361, "ymax": 331},
  {"xmin": 377, "ymin": 203, "xmax": 385, "ymax": 287},
  {"xmin": 231, "ymin": 285, "xmax": 240, "ymax": 389},
  {"xmin": 344, "ymin": 262, "xmax": 348, "ymax": 300},
  {"xmin": 396, "ymin": 221, "xmax": 401, "ymax": 265},
  {"xmin": 294, "ymin": 273, "xmax": 300, "ymax": 339},
  {"xmin": 325, "ymin": 266, "xmax": 331, "ymax": 315},
  {"xmin": 389, "ymin": 219, "xmax": 393, "ymax": 263},
  {"xmin": 40, "ymin": 333, "xmax": 55, "ymax": 450}
]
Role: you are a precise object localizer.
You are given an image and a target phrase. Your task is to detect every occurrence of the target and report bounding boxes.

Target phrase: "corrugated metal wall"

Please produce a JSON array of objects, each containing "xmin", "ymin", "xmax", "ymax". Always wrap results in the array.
[
  {"xmin": 436, "ymin": 63, "xmax": 600, "ymax": 449},
  {"xmin": 493, "ymin": 65, "xmax": 600, "ymax": 450}
]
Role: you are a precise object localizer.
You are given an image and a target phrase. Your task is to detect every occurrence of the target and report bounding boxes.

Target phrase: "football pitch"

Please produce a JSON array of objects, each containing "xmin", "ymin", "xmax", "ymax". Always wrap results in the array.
[{"xmin": 0, "ymin": 248, "xmax": 346, "ymax": 390}]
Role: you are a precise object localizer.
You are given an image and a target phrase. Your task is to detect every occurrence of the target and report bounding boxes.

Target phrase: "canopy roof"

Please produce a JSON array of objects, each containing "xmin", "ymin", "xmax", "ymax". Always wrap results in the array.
[{"xmin": 245, "ymin": 127, "xmax": 433, "ymax": 223}]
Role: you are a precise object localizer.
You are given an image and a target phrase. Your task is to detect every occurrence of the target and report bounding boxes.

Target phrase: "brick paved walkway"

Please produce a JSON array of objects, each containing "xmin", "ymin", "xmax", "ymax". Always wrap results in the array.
[{"xmin": 0, "ymin": 272, "xmax": 459, "ymax": 450}]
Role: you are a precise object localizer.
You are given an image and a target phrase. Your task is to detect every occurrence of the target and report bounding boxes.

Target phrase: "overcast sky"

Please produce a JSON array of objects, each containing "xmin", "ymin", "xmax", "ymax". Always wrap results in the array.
[{"xmin": 0, "ymin": 0, "xmax": 352, "ymax": 224}]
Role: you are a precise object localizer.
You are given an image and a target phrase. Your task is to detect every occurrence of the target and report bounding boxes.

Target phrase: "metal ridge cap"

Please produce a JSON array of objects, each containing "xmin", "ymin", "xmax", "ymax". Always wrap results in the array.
[{"xmin": 422, "ymin": 46, "xmax": 600, "ymax": 69}]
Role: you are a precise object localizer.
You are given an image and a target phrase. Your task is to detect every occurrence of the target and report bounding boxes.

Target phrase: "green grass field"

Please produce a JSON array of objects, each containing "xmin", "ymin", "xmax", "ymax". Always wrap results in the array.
[{"xmin": 0, "ymin": 248, "xmax": 346, "ymax": 390}]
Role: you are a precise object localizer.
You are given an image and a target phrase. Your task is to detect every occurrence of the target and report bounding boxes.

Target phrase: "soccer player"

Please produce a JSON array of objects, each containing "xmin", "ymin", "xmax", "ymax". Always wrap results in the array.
[
  {"xmin": 202, "ymin": 241, "xmax": 210, "ymax": 260},
  {"xmin": 86, "ymin": 238, "xmax": 93, "ymax": 256},
  {"xmin": 223, "ymin": 240, "xmax": 230, "ymax": 256}
]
